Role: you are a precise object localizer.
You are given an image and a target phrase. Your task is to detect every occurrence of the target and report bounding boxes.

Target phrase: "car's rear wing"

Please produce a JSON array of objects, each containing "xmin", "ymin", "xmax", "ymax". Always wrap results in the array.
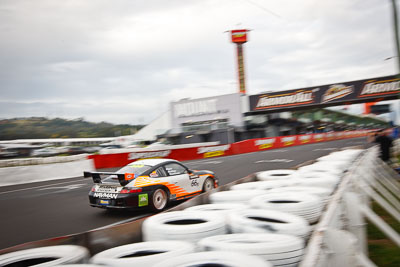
[{"xmin": 83, "ymin": 171, "xmax": 135, "ymax": 186}]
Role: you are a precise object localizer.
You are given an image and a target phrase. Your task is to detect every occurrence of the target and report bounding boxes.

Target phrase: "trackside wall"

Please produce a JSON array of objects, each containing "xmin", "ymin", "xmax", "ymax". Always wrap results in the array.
[{"xmin": 89, "ymin": 130, "xmax": 369, "ymax": 169}]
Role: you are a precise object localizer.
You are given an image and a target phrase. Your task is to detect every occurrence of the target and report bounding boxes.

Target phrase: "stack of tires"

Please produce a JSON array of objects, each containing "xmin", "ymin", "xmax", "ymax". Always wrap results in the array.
[{"xmin": 0, "ymin": 245, "xmax": 90, "ymax": 266}]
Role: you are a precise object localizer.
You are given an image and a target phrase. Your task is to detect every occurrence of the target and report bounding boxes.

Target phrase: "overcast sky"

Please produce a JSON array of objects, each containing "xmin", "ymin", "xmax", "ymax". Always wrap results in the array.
[{"xmin": 0, "ymin": 0, "xmax": 397, "ymax": 125}]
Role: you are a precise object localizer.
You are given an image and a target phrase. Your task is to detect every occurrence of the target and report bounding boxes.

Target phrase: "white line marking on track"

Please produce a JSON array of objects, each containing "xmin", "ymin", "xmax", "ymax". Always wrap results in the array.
[
  {"xmin": 255, "ymin": 159, "xmax": 294, "ymax": 163},
  {"xmin": 313, "ymin": 148, "xmax": 336, "ymax": 151},
  {"xmin": 38, "ymin": 183, "xmax": 86, "ymax": 191},
  {"xmin": 0, "ymin": 179, "xmax": 91, "ymax": 195},
  {"xmin": 262, "ymin": 149, "xmax": 288, "ymax": 153}
]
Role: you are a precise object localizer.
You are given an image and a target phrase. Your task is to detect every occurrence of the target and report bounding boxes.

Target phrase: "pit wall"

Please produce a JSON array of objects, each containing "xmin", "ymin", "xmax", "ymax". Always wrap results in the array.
[{"xmin": 89, "ymin": 130, "xmax": 370, "ymax": 169}]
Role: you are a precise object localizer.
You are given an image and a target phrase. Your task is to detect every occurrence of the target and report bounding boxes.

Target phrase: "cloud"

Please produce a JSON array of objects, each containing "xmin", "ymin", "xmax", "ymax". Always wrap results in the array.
[{"xmin": 0, "ymin": 0, "xmax": 397, "ymax": 124}]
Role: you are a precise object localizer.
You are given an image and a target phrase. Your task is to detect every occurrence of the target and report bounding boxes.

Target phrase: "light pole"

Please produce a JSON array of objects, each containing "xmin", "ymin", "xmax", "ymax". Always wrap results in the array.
[{"xmin": 391, "ymin": 0, "xmax": 400, "ymax": 73}]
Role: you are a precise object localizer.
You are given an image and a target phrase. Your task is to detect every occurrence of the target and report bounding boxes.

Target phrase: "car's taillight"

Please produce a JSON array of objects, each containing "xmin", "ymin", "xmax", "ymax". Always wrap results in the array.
[
  {"xmin": 90, "ymin": 186, "xmax": 96, "ymax": 192},
  {"xmin": 120, "ymin": 187, "xmax": 142, "ymax": 194}
]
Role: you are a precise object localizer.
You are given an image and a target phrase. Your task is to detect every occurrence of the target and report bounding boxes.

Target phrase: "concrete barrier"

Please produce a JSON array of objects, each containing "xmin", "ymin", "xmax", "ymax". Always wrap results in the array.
[
  {"xmin": 0, "ymin": 154, "xmax": 89, "ymax": 168},
  {"xmin": 0, "ymin": 158, "xmax": 95, "ymax": 187}
]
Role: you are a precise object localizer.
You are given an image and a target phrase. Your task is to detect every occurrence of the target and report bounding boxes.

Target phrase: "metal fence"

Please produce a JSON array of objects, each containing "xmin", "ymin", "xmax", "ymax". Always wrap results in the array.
[{"xmin": 300, "ymin": 147, "xmax": 400, "ymax": 267}]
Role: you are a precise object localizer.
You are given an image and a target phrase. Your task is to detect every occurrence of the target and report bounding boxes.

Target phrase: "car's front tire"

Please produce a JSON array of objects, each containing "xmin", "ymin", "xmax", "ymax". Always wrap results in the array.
[{"xmin": 151, "ymin": 188, "xmax": 169, "ymax": 212}]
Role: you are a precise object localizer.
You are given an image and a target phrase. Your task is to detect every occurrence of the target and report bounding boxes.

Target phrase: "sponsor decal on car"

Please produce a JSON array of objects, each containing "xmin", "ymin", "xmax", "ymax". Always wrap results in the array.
[
  {"xmin": 125, "ymin": 173, "xmax": 135, "ymax": 181},
  {"xmin": 190, "ymin": 179, "xmax": 199, "ymax": 187},
  {"xmin": 95, "ymin": 185, "xmax": 121, "ymax": 193},
  {"xmin": 128, "ymin": 150, "xmax": 171, "ymax": 160},
  {"xmin": 255, "ymin": 138, "xmax": 276, "ymax": 149},
  {"xmin": 93, "ymin": 192, "xmax": 118, "ymax": 199},
  {"xmin": 138, "ymin": 193, "xmax": 148, "ymax": 207},
  {"xmin": 198, "ymin": 145, "xmax": 230, "ymax": 158},
  {"xmin": 281, "ymin": 136, "xmax": 296, "ymax": 146},
  {"xmin": 359, "ymin": 79, "xmax": 400, "ymax": 97},
  {"xmin": 322, "ymin": 84, "xmax": 353, "ymax": 103}
]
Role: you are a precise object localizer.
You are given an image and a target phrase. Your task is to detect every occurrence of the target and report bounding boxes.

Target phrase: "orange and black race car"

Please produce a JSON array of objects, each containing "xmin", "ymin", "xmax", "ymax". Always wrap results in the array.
[{"xmin": 84, "ymin": 158, "xmax": 218, "ymax": 211}]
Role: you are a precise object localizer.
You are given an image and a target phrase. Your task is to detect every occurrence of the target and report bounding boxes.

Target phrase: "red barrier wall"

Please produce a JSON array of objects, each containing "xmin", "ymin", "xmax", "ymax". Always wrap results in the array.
[{"xmin": 89, "ymin": 130, "xmax": 370, "ymax": 169}]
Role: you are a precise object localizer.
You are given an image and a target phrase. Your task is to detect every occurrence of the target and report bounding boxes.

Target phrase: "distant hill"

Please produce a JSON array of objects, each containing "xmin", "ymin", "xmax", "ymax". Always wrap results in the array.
[{"xmin": 0, "ymin": 117, "xmax": 144, "ymax": 140}]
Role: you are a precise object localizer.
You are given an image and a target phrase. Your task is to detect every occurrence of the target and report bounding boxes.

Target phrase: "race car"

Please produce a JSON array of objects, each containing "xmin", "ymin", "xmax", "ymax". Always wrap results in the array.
[{"xmin": 84, "ymin": 158, "xmax": 218, "ymax": 211}]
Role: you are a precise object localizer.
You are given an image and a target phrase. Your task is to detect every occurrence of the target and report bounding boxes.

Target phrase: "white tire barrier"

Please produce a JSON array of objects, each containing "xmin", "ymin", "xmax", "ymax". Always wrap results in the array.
[
  {"xmin": 249, "ymin": 192, "xmax": 323, "ymax": 224},
  {"xmin": 297, "ymin": 162, "xmax": 345, "ymax": 176},
  {"xmin": 54, "ymin": 265, "xmax": 102, "ymax": 267},
  {"xmin": 0, "ymin": 245, "xmax": 90, "ymax": 266},
  {"xmin": 153, "ymin": 251, "xmax": 272, "ymax": 267},
  {"xmin": 185, "ymin": 203, "xmax": 248, "ymax": 213},
  {"xmin": 198, "ymin": 233, "xmax": 304, "ymax": 267},
  {"xmin": 268, "ymin": 186, "xmax": 332, "ymax": 205},
  {"xmin": 209, "ymin": 190, "xmax": 267, "ymax": 204},
  {"xmin": 90, "ymin": 241, "xmax": 195, "ymax": 267},
  {"xmin": 230, "ymin": 180, "xmax": 297, "ymax": 191},
  {"xmin": 256, "ymin": 169, "xmax": 297, "ymax": 181},
  {"xmin": 228, "ymin": 209, "xmax": 310, "ymax": 239},
  {"xmin": 142, "ymin": 211, "xmax": 227, "ymax": 243},
  {"xmin": 317, "ymin": 149, "xmax": 363, "ymax": 162},
  {"xmin": 294, "ymin": 176, "xmax": 340, "ymax": 189}
]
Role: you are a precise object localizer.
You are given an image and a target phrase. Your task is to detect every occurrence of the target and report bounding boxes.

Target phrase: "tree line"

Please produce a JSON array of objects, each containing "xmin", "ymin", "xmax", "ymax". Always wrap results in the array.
[{"xmin": 0, "ymin": 117, "xmax": 144, "ymax": 140}]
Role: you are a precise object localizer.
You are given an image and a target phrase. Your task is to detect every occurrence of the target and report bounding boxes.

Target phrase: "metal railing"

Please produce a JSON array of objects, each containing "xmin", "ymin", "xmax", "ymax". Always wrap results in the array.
[{"xmin": 300, "ymin": 147, "xmax": 400, "ymax": 267}]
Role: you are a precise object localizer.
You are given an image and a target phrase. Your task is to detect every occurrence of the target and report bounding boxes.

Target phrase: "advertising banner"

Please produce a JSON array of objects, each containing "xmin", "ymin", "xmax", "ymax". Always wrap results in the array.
[
  {"xmin": 249, "ymin": 75, "xmax": 400, "ymax": 113},
  {"xmin": 89, "ymin": 131, "xmax": 369, "ymax": 169}
]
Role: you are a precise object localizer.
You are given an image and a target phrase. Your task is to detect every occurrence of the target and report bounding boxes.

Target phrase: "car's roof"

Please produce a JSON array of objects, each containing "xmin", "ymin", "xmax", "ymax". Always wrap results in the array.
[{"xmin": 128, "ymin": 158, "xmax": 178, "ymax": 167}]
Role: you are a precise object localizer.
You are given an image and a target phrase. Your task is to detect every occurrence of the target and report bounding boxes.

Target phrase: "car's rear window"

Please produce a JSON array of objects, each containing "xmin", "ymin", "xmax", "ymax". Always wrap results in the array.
[{"xmin": 103, "ymin": 163, "xmax": 152, "ymax": 183}]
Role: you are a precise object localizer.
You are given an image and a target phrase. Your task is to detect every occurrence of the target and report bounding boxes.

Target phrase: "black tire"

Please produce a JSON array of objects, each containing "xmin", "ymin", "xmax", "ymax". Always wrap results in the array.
[
  {"xmin": 150, "ymin": 188, "xmax": 169, "ymax": 212},
  {"xmin": 202, "ymin": 178, "xmax": 215, "ymax": 192}
]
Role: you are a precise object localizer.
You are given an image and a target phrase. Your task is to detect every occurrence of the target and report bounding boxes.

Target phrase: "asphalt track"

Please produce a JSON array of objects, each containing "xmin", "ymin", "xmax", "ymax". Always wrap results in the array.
[{"xmin": 0, "ymin": 137, "xmax": 369, "ymax": 250}]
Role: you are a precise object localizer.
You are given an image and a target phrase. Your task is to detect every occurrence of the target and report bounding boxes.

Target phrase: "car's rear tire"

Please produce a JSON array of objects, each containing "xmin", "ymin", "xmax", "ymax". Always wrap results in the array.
[
  {"xmin": 151, "ymin": 188, "xmax": 168, "ymax": 212},
  {"xmin": 202, "ymin": 178, "xmax": 215, "ymax": 192}
]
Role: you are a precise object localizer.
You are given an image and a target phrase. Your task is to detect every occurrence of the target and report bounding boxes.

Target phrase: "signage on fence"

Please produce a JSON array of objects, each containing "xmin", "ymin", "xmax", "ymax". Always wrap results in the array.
[{"xmin": 248, "ymin": 75, "xmax": 400, "ymax": 113}]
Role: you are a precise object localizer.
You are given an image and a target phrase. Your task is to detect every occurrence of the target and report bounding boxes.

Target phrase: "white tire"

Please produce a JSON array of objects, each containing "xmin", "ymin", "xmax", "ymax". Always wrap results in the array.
[
  {"xmin": 294, "ymin": 176, "xmax": 339, "ymax": 189},
  {"xmin": 198, "ymin": 233, "xmax": 304, "ymax": 267},
  {"xmin": 256, "ymin": 170, "xmax": 297, "ymax": 181},
  {"xmin": 230, "ymin": 180, "xmax": 296, "ymax": 191},
  {"xmin": 209, "ymin": 190, "xmax": 267, "ymax": 204},
  {"xmin": 142, "ymin": 211, "xmax": 227, "ymax": 243},
  {"xmin": 153, "ymin": 251, "xmax": 273, "ymax": 267},
  {"xmin": 185, "ymin": 203, "xmax": 248, "ymax": 213},
  {"xmin": 0, "ymin": 245, "xmax": 90, "ymax": 266},
  {"xmin": 90, "ymin": 241, "xmax": 195, "ymax": 267},
  {"xmin": 228, "ymin": 209, "xmax": 310, "ymax": 239},
  {"xmin": 317, "ymin": 149, "xmax": 362, "ymax": 162},
  {"xmin": 268, "ymin": 186, "xmax": 332, "ymax": 205},
  {"xmin": 249, "ymin": 192, "xmax": 323, "ymax": 224},
  {"xmin": 297, "ymin": 162, "xmax": 344, "ymax": 175}
]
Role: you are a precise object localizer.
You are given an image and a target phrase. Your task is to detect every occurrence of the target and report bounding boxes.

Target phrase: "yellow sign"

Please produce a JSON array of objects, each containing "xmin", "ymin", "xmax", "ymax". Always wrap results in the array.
[
  {"xmin": 204, "ymin": 151, "xmax": 224, "ymax": 158},
  {"xmin": 259, "ymin": 143, "xmax": 273, "ymax": 149}
]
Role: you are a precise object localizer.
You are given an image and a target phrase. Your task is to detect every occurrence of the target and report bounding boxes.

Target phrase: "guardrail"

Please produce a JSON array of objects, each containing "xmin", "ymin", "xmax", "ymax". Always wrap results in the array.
[{"xmin": 300, "ymin": 147, "xmax": 400, "ymax": 266}]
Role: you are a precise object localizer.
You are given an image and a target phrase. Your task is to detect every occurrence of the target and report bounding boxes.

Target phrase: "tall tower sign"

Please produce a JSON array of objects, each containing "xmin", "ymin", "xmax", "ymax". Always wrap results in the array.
[{"xmin": 230, "ymin": 29, "xmax": 249, "ymax": 95}]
